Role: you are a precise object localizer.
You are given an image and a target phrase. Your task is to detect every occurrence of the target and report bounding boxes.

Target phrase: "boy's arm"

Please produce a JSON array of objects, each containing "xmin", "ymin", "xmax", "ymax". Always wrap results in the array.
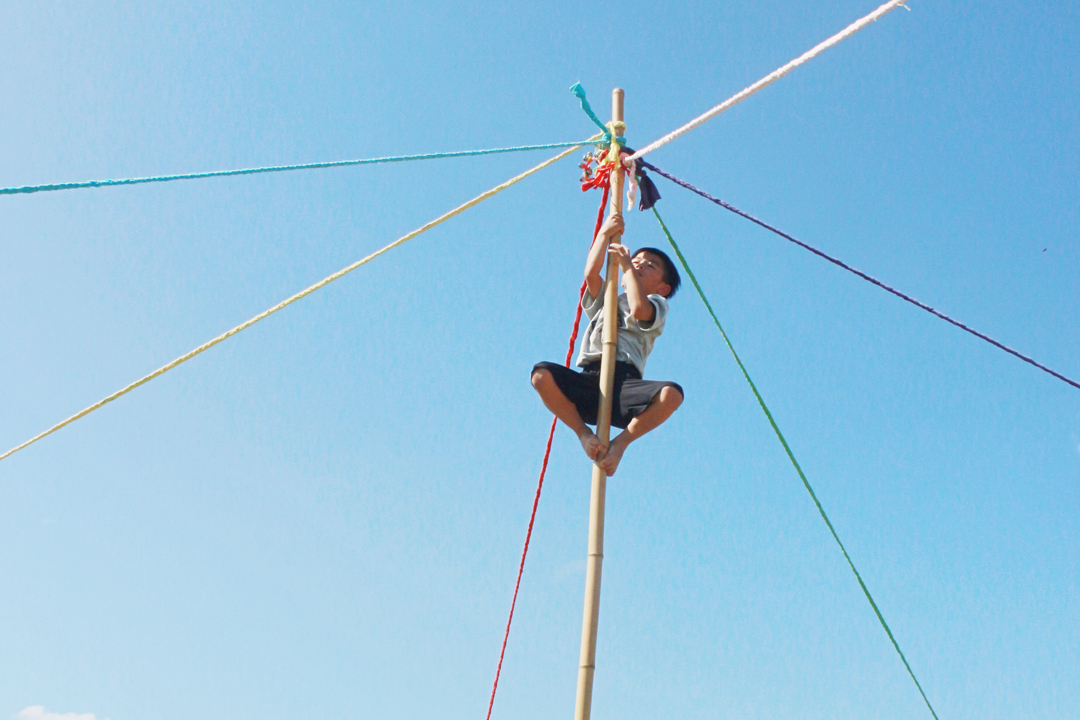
[
  {"xmin": 584, "ymin": 212, "xmax": 624, "ymax": 298},
  {"xmin": 609, "ymin": 243, "xmax": 656, "ymax": 323}
]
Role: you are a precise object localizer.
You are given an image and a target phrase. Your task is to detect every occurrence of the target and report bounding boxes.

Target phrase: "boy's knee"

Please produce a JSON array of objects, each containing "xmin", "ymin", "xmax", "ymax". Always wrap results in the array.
[
  {"xmin": 660, "ymin": 385, "xmax": 683, "ymax": 409},
  {"xmin": 531, "ymin": 368, "xmax": 552, "ymax": 390}
]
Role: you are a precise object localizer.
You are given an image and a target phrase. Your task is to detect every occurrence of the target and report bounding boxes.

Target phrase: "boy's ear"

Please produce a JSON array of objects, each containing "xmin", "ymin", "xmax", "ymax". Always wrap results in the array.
[{"xmin": 658, "ymin": 281, "xmax": 672, "ymax": 298}]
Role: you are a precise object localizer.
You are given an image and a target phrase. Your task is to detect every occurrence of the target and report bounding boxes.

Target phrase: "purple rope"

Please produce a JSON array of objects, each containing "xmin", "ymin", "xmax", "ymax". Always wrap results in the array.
[{"xmin": 640, "ymin": 161, "xmax": 1080, "ymax": 393}]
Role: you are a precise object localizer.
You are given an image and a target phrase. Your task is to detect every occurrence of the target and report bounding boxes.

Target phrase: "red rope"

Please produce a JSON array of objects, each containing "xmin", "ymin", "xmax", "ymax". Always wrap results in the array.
[{"xmin": 484, "ymin": 184, "xmax": 610, "ymax": 720}]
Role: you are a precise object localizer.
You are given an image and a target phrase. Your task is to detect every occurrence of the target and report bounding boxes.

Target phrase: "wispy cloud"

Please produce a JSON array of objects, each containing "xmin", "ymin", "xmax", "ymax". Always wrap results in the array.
[{"xmin": 17, "ymin": 706, "xmax": 109, "ymax": 720}]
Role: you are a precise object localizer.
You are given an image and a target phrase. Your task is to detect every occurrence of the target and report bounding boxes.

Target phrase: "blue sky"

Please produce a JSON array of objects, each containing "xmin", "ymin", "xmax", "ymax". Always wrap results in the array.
[{"xmin": 1, "ymin": 1, "xmax": 1077, "ymax": 719}]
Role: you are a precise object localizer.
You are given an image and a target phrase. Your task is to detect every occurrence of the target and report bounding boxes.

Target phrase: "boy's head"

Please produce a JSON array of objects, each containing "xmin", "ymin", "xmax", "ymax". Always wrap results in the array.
[{"xmin": 631, "ymin": 247, "xmax": 681, "ymax": 299}]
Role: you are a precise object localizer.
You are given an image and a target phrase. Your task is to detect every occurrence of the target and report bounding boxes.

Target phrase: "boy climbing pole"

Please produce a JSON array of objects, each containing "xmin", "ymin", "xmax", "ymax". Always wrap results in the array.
[{"xmin": 532, "ymin": 211, "xmax": 683, "ymax": 476}]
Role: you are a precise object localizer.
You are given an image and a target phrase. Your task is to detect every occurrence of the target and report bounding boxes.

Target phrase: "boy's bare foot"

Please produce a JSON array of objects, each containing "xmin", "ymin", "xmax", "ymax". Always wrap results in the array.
[
  {"xmin": 597, "ymin": 436, "xmax": 629, "ymax": 476},
  {"xmin": 578, "ymin": 430, "xmax": 605, "ymax": 461}
]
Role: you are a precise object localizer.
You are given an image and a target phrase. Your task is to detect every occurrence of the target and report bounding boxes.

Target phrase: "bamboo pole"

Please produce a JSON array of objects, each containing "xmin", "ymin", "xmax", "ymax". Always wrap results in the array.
[{"xmin": 573, "ymin": 87, "xmax": 624, "ymax": 720}]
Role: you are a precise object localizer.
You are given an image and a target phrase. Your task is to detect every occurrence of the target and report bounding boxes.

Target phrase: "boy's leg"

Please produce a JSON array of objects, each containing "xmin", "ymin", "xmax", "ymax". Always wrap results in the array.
[
  {"xmin": 598, "ymin": 385, "xmax": 683, "ymax": 476},
  {"xmin": 531, "ymin": 368, "xmax": 605, "ymax": 461}
]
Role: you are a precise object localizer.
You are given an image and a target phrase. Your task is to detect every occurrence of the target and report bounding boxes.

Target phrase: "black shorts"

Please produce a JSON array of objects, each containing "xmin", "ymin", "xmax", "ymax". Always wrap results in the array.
[{"xmin": 532, "ymin": 360, "xmax": 683, "ymax": 430}]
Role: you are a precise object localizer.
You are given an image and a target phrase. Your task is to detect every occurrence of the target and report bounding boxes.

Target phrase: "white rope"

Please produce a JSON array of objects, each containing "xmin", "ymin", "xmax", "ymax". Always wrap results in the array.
[
  {"xmin": 0, "ymin": 141, "xmax": 595, "ymax": 463},
  {"xmin": 627, "ymin": 0, "xmax": 908, "ymax": 161}
]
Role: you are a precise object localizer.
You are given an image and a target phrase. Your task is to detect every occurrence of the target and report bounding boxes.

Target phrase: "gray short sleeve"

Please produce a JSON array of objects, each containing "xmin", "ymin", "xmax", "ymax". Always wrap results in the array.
[
  {"xmin": 630, "ymin": 295, "xmax": 668, "ymax": 334},
  {"xmin": 581, "ymin": 289, "xmax": 603, "ymax": 320}
]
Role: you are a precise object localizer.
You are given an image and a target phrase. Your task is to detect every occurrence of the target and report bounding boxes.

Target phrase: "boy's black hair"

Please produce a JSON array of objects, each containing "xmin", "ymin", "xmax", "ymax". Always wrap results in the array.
[{"xmin": 633, "ymin": 247, "xmax": 681, "ymax": 298}]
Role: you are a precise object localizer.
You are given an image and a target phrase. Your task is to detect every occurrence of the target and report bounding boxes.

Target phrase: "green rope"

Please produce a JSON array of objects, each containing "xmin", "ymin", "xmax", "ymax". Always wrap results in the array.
[
  {"xmin": 652, "ymin": 207, "xmax": 940, "ymax": 720},
  {"xmin": 0, "ymin": 139, "xmax": 598, "ymax": 196}
]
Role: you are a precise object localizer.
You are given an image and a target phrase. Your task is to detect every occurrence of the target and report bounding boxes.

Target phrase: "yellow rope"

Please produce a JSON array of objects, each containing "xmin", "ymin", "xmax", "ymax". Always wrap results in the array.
[{"xmin": 0, "ymin": 139, "xmax": 597, "ymax": 463}]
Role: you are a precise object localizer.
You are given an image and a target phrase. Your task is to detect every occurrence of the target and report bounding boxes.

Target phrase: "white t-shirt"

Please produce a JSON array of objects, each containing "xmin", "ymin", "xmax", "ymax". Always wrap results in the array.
[{"xmin": 576, "ymin": 290, "xmax": 668, "ymax": 375}]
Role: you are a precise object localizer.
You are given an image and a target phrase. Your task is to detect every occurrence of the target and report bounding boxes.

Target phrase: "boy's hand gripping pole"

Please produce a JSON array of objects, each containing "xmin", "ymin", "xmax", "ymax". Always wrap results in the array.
[{"xmin": 574, "ymin": 87, "xmax": 624, "ymax": 720}]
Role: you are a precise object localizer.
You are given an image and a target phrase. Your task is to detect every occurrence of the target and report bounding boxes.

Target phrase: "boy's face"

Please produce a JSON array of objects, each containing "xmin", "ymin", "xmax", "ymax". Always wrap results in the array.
[{"xmin": 631, "ymin": 251, "xmax": 671, "ymax": 298}]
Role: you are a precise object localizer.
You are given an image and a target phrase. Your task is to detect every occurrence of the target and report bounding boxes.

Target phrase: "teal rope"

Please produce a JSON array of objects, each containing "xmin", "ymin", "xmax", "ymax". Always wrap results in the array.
[
  {"xmin": 652, "ymin": 207, "xmax": 940, "ymax": 720},
  {"xmin": 570, "ymin": 83, "xmax": 610, "ymax": 135},
  {"xmin": 569, "ymin": 83, "xmax": 625, "ymax": 145},
  {"xmin": 0, "ymin": 140, "xmax": 597, "ymax": 196}
]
